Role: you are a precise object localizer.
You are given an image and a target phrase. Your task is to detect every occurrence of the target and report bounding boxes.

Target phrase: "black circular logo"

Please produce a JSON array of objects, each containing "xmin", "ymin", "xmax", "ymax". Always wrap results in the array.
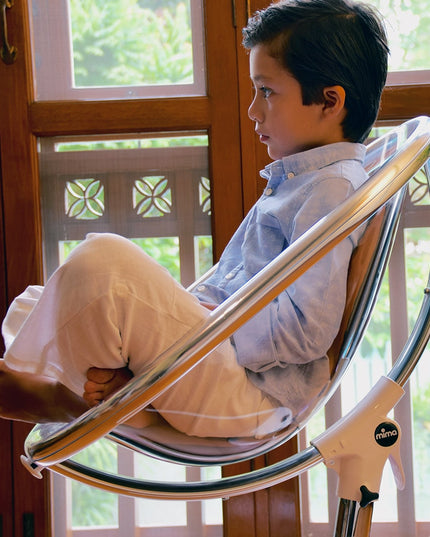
[{"xmin": 374, "ymin": 422, "xmax": 399, "ymax": 447}]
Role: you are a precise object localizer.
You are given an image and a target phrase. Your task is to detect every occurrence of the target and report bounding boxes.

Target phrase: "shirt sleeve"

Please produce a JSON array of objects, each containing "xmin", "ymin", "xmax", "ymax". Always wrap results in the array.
[{"xmin": 232, "ymin": 177, "xmax": 356, "ymax": 372}]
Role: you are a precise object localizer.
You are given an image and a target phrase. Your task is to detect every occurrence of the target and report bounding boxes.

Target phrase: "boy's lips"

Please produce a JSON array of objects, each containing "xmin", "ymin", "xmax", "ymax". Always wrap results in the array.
[{"xmin": 257, "ymin": 131, "xmax": 270, "ymax": 143}]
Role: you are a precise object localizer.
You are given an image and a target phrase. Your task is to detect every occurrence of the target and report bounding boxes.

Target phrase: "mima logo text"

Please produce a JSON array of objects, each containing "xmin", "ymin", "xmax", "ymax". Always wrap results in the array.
[{"xmin": 374, "ymin": 422, "xmax": 399, "ymax": 447}]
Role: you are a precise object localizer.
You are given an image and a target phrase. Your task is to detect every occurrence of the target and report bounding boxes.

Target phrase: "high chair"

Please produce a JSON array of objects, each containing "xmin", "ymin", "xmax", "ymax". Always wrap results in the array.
[{"xmin": 22, "ymin": 116, "xmax": 430, "ymax": 537}]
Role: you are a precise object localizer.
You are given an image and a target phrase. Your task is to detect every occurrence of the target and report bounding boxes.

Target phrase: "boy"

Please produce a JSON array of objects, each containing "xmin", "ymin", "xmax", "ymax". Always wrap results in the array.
[{"xmin": 0, "ymin": 0, "xmax": 388, "ymax": 437}]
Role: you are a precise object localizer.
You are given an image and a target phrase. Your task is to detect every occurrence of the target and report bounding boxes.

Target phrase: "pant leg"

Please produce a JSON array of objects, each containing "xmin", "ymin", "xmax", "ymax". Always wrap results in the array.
[
  {"xmin": 3, "ymin": 233, "xmax": 288, "ymax": 437},
  {"xmin": 2, "ymin": 285, "xmax": 44, "ymax": 351},
  {"xmin": 3, "ymin": 233, "xmax": 206, "ymax": 391}
]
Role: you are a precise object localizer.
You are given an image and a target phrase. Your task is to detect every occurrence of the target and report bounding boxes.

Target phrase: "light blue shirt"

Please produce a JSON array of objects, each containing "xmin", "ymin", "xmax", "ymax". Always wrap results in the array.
[{"xmin": 193, "ymin": 142, "xmax": 367, "ymax": 414}]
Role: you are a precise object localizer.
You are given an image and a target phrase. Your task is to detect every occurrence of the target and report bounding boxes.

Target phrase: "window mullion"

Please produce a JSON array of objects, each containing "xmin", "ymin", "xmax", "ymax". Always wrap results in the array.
[
  {"xmin": 118, "ymin": 446, "xmax": 137, "ymax": 536},
  {"xmin": 388, "ymin": 224, "xmax": 416, "ymax": 533},
  {"xmin": 186, "ymin": 467, "xmax": 204, "ymax": 536},
  {"xmin": 324, "ymin": 389, "xmax": 344, "ymax": 526}
]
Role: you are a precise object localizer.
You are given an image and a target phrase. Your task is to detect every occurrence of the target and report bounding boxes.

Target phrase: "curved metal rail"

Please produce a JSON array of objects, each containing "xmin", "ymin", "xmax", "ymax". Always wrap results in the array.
[
  {"xmin": 22, "ymin": 116, "xmax": 430, "ymax": 500},
  {"xmin": 28, "ymin": 272, "xmax": 430, "ymax": 500}
]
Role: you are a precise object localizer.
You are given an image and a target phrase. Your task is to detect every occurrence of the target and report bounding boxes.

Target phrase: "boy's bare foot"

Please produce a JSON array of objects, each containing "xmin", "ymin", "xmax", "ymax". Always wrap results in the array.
[
  {"xmin": 83, "ymin": 366, "xmax": 133, "ymax": 407},
  {"xmin": 83, "ymin": 366, "xmax": 161, "ymax": 430}
]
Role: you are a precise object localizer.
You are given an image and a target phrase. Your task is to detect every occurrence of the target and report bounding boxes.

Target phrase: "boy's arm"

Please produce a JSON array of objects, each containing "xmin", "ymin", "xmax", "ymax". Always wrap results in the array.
[
  {"xmin": 233, "ymin": 179, "xmax": 355, "ymax": 371},
  {"xmin": 0, "ymin": 360, "xmax": 88, "ymax": 423}
]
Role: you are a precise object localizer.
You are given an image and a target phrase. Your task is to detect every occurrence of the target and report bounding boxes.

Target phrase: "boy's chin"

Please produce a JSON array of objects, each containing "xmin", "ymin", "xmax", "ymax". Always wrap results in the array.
[
  {"xmin": 268, "ymin": 144, "xmax": 312, "ymax": 160},
  {"xmin": 268, "ymin": 148, "xmax": 290, "ymax": 161},
  {"xmin": 267, "ymin": 147, "xmax": 282, "ymax": 160},
  {"xmin": 266, "ymin": 143, "xmax": 296, "ymax": 161}
]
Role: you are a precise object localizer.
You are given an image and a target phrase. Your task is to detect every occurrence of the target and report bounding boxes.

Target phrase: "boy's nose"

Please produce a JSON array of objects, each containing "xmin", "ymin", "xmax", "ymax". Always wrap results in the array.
[{"xmin": 248, "ymin": 99, "xmax": 262, "ymax": 123}]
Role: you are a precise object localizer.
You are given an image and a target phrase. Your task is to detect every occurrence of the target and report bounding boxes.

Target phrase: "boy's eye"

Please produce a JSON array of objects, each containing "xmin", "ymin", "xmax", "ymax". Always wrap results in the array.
[{"xmin": 259, "ymin": 86, "xmax": 272, "ymax": 98}]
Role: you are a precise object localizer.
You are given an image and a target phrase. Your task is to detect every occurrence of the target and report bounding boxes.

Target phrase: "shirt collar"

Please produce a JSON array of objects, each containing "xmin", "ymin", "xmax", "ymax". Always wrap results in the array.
[{"xmin": 260, "ymin": 142, "xmax": 366, "ymax": 185}]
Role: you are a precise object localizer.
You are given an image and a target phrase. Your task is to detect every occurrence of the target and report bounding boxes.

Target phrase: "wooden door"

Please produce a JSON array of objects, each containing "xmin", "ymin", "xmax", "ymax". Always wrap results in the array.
[{"xmin": 0, "ymin": 1, "xmax": 48, "ymax": 535}]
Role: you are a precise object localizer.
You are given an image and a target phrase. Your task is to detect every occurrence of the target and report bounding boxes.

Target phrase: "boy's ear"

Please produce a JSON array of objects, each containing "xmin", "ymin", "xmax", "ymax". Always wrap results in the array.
[{"xmin": 322, "ymin": 85, "xmax": 346, "ymax": 115}]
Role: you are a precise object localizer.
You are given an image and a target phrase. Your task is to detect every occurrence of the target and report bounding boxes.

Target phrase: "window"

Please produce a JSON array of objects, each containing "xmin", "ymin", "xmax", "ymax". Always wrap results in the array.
[
  {"xmin": 370, "ymin": 0, "xmax": 429, "ymax": 84},
  {"xmin": 31, "ymin": 0, "xmax": 206, "ymax": 100}
]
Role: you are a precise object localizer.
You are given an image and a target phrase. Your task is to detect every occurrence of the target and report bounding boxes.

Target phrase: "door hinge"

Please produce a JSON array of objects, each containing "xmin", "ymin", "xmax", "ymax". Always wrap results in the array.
[
  {"xmin": 0, "ymin": 0, "xmax": 17, "ymax": 64},
  {"xmin": 231, "ymin": 0, "xmax": 237, "ymax": 27}
]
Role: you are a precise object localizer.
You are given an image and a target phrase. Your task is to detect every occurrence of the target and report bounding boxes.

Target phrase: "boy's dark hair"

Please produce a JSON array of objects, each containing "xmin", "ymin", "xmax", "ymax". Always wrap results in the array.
[{"xmin": 242, "ymin": 0, "xmax": 389, "ymax": 143}]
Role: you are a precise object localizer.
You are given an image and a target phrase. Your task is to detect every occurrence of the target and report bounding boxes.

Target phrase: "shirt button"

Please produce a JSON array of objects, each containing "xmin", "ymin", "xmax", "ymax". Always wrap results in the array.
[
  {"xmin": 225, "ymin": 272, "xmax": 235, "ymax": 280},
  {"xmin": 196, "ymin": 285, "xmax": 206, "ymax": 292},
  {"xmin": 265, "ymin": 187, "xmax": 273, "ymax": 196},
  {"xmin": 287, "ymin": 172, "xmax": 295, "ymax": 179}
]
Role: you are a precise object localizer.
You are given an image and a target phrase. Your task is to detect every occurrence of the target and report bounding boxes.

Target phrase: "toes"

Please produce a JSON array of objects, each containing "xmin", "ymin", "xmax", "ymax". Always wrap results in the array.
[
  {"xmin": 84, "ymin": 379, "xmax": 103, "ymax": 393},
  {"xmin": 83, "ymin": 390, "xmax": 104, "ymax": 407},
  {"xmin": 84, "ymin": 366, "xmax": 134, "ymax": 405},
  {"xmin": 86, "ymin": 367, "xmax": 116, "ymax": 383}
]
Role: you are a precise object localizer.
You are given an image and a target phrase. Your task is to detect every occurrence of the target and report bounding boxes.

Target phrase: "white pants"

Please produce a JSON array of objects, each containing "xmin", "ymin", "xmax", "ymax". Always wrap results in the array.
[{"xmin": 2, "ymin": 233, "xmax": 289, "ymax": 437}]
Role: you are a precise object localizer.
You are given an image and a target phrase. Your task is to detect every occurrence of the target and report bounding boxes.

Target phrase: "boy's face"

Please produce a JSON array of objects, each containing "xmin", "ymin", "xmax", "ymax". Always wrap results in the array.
[{"xmin": 248, "ymin": 44, "xmax": 340, "ymax": 160}]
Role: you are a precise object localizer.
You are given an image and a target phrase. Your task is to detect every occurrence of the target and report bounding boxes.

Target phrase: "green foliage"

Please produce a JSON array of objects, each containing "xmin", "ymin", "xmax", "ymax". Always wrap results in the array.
[
  {"xmin": 413, "ymin": 383, "xmax": 430, "ymax": 430},
  {"xmin": 370, "ymin": 0, "xmax": 430, "ymax": 70},
  {"xmin": 359, "ymin": 227, "xmax": 430, "ymax": 360},
  {"xmin": 195, "ymin": 235, "xmax": 213, "ymax": 278},
  {"xmin": 412, "ymin": 380, "xmax": 430, "ymax": 516},
  {"xmin": 71, "ymin": 438, "xmax": 118, "ymax": 527},
  {"xmin": 138, "ymin": 0, "xmax": 183, "ymax": 9},
  {"xmin": 132, "ymin": 237, "xmax": 181, "ymax": 280},
  {"xmin": 69, "ymin": 0, "xmax": 193, "ymax": 87},
  {"xmin": 358, "ymin": 271, "xmax": 391, "ymax": 359},
  {"xmin": 57, "ymin": 135, "xmax": 208, "ymax": 152},
  {"xmin": 405, "ymin": 228, "xmax": 430, "ymax": 329}
]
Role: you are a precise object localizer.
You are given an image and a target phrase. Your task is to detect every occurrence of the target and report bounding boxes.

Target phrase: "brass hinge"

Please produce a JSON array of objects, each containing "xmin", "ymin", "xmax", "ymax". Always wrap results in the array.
[
  {"xmin": 0, "ymin": 0, "xmax": 17, "ymax": 64},
  {"xmin": 247, "ymin": 0, "xmax": 252, "ymax": 20},
  {"xmin": 231, "ymin": 0, "xmax": 237, "ymax": 27},
  {"xmin": 232, "ymin": 0, "xmax": 253, "ymax": 28}
]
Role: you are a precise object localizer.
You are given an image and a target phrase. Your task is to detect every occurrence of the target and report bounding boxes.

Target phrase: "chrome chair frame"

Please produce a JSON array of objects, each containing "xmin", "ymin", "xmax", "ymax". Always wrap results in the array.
[{"xmin": 22, "ymin": 117, "xmax": 430, "ymax": 537}]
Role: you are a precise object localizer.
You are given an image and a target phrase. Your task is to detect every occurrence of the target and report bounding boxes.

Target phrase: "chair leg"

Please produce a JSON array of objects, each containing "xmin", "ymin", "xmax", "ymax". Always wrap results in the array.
[
  {"xmin": 353, "ymin": 504, "xmax": 374, "ymax": 537},
  {"xmin": 333, "ymin": 498, "xmax": 357, "ymax": 537},
  {"xmin": 333, "ymin": 498, "xmax": 375, "ymax": 537}
]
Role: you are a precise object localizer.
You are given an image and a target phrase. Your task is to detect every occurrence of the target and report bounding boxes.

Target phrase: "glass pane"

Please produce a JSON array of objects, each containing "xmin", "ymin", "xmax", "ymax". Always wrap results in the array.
[
  {"xmin": 194, "ymin": 235, "xmax": 213, "ymax": 279},
  {"xmin": 133, "ymin": 237, "xmax": 181, "ymax": 281},
  {"xmin": 70, "ymin": 438, "xmax": 119, "ymax": 528},
  {"xmin": 407, "ymin": 228, "xmax": 430, "ymax": 521},
  {"xmin": 31, "ymin": 0, "xmax": 206, "ymax": 100},
  {"xmin": 370, "ymin": 0, "xmax": 429, "ymax": 72},
  {"xmin": 202, "ymin": 467, "xmax": 223, "ymax": 525},
  {"xmin": 39, "ymin": 133, "xmax": 211, "ymax": 286},
  {"xmin": 306, "ymin": 408, "xmax": 329, "ymax": 523},
  {"xmin": 135, "ymin": 456, "xmax": 187, "ymax": 527}
]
